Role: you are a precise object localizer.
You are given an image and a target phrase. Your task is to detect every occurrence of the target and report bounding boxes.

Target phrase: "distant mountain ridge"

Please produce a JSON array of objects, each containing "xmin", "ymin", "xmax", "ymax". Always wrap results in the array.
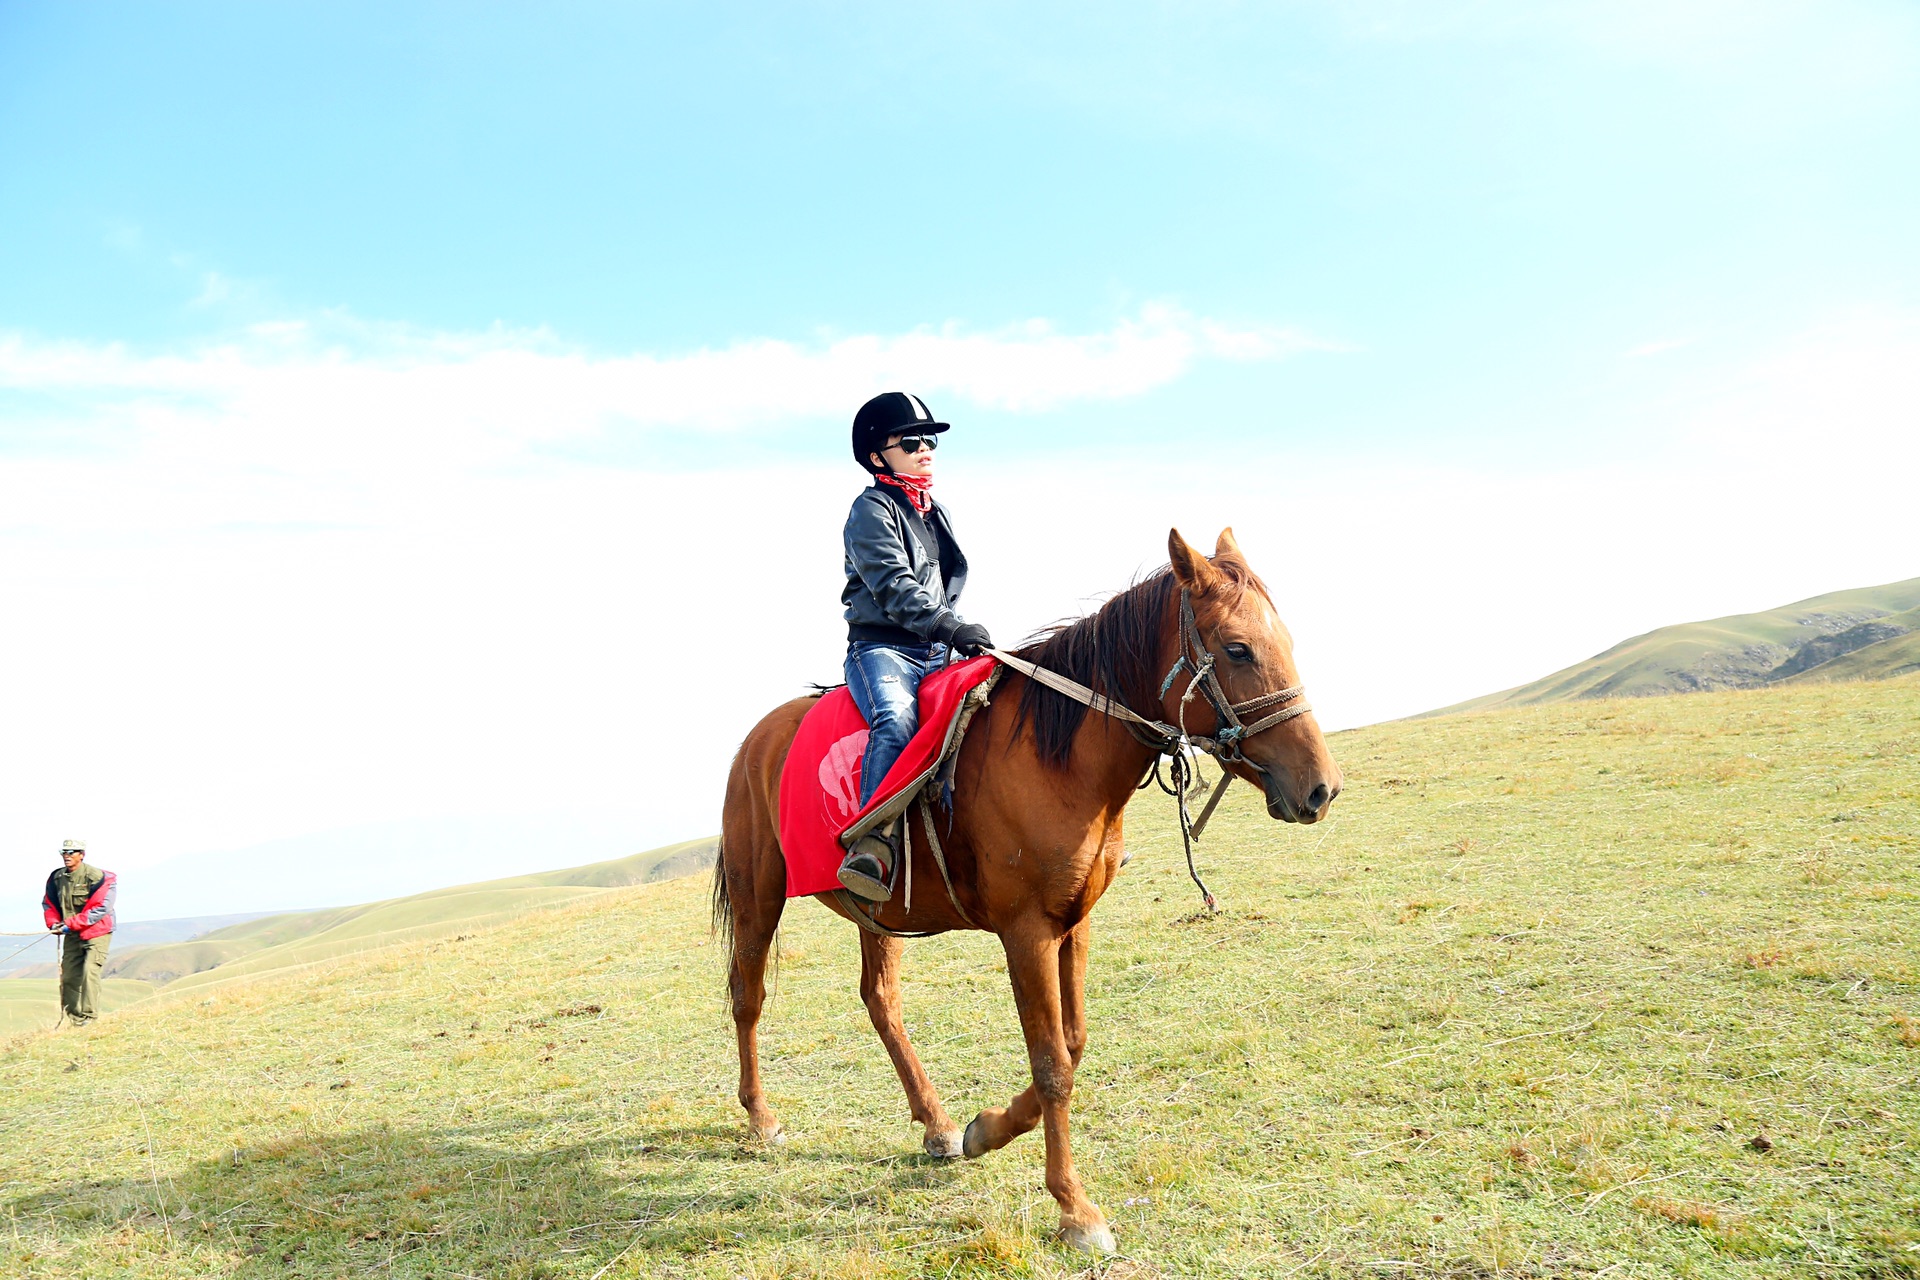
[{"xmin": 1428, "ymin": 576, "xmax": 1920, "ymax": 717}]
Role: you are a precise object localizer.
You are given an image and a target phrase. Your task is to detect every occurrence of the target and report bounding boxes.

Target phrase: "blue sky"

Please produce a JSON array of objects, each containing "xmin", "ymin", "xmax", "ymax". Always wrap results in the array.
[
  {"xmin": 4, "ymin": 1, "xmax": 1918, "ymax": 924},
  {"xmin": 10, "ymin": 2, "xmax": 1915, "ymax": 454}
]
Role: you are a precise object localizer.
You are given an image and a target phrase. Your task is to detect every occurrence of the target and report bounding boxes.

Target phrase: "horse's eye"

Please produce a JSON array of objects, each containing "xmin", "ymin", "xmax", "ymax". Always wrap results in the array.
[{"xmin": 1223, "ymin": 643, "xmax": 1253, "ymax": 663}]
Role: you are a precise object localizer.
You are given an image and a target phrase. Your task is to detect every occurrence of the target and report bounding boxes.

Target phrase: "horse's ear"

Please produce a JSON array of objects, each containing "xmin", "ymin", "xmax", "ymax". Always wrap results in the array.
[
  {"xmin": 1168, "ymin": 528, "xmax": 1223, "ymax": 593},
  {"xmin": 1214, "ymin": 527, "xmax": 1245, "ymax": 567}
]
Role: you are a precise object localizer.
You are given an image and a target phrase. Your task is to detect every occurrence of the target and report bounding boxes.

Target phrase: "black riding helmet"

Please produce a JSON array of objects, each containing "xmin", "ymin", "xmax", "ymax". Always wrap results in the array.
[{"xmin": 852, "ymin": 391, "xmax": 949, "ymax": 473}]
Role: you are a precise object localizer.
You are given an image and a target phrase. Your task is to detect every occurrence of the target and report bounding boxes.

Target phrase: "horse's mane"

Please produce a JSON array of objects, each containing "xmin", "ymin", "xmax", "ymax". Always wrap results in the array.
[
  {"xmin": 1010, "ymin": 556, "xmax": 1276, "ymax": 769},
  {"xmin": 1012, "ymin": 568, "xmax": 1180, "ymax": 769}
]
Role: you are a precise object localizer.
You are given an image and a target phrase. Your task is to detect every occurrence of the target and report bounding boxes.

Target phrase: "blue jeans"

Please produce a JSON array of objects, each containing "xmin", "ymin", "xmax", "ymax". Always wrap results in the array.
[{"xmin": 845, "ymin": 641, "xmax": 949, "ymax": 808}]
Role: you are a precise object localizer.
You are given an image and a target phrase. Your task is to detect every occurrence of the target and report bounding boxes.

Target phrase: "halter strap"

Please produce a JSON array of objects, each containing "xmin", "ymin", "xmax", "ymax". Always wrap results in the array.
[{"xmin": 1166, "ymin": 589, "xmax": 1311, "ymax": 761}]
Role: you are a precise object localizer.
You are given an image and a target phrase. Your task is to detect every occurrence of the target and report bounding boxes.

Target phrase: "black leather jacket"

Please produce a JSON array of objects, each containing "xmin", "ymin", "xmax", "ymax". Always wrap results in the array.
[{"xmin": 842, "ymin": 483, "xmax": 969, "ymax": 646}]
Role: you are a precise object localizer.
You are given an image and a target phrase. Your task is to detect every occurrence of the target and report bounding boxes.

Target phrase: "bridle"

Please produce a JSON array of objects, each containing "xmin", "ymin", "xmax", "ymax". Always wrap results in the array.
[
  {"xmin": 986, "ymin": 587, "xmax": 1313, "ymax": 912},
  {"xmin": 1156, "ymin": 589, "xmax": 1312, "ymax": 763}
]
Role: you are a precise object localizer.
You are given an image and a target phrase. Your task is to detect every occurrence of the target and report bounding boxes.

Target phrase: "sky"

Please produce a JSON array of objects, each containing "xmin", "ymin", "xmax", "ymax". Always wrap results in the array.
[{"xmin": 3, "ymin": 0, "xmax": 1918, "ymax": 932}]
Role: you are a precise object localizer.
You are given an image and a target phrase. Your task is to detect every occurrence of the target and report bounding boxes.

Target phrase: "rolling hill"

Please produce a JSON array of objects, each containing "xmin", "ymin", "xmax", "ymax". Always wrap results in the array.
[
  {"xmin": 1429, "ymin": 575, "xmax": 1920, "ymax": 716},
  {"xmin": 3, "ymin": 837, "xmax": 717, "ymax": 1011},
  {"xmin": 0, "ymin": 913, "xmax": 277, "ymax": 979},
  {"xmin": 4, "ymin": 675, "xmax": 1915, "ymax": 1277}
]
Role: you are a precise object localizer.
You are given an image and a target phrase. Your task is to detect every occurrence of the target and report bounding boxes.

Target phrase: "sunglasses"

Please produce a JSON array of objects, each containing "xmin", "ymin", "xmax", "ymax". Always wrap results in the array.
[{"xmin": 889, "ymin": 435, "xmax": 939, "ymax": 454}]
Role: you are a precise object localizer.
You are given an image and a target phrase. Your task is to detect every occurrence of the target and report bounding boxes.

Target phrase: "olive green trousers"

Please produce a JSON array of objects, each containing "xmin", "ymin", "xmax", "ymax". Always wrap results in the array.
[{"xmin": 60, "ymin": 933, "xmax": 110, "ymax": 1023}]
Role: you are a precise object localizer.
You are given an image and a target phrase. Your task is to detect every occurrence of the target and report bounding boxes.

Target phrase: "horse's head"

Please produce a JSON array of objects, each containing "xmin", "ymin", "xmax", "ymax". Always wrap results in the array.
[{"xmin": 1166, "ymin": 527, "xmax": 1343, "ymax": 824}]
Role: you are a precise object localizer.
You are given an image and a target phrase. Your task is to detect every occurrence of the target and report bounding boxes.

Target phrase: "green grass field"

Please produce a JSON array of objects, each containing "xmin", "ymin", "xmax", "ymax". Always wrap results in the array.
[{"xmin": 2, "ymin": 680, "xmax": 1915, "ymax": 1278}]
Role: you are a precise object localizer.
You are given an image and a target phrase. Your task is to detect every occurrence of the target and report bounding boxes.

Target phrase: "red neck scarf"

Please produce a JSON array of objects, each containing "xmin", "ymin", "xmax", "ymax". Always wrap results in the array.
[{"xmin": 875, "ymin": 471, "xmax": 934, "ymax": 515}]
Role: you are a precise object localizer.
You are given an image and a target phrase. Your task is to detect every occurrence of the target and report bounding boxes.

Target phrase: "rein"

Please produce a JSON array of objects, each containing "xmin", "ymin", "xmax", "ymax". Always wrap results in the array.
[{"xmin": 987, "ymin": 588, "xmax": 1313, "ymax": 913}]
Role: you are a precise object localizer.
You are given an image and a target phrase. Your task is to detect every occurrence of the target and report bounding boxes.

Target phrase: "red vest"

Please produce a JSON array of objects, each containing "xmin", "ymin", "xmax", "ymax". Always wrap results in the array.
[{"xmin": 43, "ymin": 867, "xmax": 116, "ymax": 941}]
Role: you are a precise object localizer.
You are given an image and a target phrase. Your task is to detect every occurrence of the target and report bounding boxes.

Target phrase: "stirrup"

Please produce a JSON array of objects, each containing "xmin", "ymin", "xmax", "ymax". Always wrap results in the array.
[{"xmin": 838, "ymin": 834, "xmax": 894, "ymax": 902}]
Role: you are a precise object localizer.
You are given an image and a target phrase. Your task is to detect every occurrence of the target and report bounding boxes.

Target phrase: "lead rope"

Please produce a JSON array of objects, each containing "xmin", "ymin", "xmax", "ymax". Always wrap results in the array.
[
  {"xmin": 1170, "ymin": 627, "xmax": 1222, "ymax": 911},
  {"xmin": 53, "ymin": 930, "xmax": 67, "ymax": 1030},
  {"xmin": 1143, "ymin": 753, "xmax": 1218, "ymax": 913},
  {"xmin": 0, "ymin": 931, "xmax": 61, "ymax": 967},
  {"xmin": 1167, "ymin": 752, "xmax": 1218, "ymax": 913}
]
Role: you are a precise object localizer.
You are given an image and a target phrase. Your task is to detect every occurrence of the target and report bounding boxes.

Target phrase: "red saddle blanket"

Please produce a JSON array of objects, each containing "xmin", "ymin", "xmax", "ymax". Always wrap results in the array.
[{"xmin": 779, "ymin": 656, "xmax": 998, "ymax": 899}]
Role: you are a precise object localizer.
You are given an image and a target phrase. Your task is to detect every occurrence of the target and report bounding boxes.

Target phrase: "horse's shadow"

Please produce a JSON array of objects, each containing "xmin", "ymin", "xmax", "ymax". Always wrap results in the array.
[{"xmin": 8, "ymin": 1117, "xmax": 966, "ymax": 1276}]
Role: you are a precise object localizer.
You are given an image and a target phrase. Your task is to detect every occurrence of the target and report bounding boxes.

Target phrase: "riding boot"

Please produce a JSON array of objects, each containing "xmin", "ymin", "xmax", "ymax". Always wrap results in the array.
[{"xmin": 838, "ymin": 829, "xmax": 895, "ymax": 902}]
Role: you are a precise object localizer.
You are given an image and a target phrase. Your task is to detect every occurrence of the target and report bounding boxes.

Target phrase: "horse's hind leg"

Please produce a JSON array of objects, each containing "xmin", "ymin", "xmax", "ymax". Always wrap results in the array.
[
  {"xmin": 859, "ymin": 932, "xmax": 964, "ymax": 1159},
  {"xmin": 721, "ymin": 833, "xmax": 788, "ymax": 1143}
]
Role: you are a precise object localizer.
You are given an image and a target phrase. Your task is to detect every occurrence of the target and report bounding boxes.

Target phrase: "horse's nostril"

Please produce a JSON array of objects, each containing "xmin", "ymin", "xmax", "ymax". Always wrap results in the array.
[{"xmin": 1306, "ymin": 782, "xmax": 1331, "ymax": 813}]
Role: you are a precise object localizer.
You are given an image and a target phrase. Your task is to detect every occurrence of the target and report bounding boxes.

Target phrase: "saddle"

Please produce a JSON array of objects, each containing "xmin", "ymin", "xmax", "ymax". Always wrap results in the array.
[{"xmin": 777, "ymin": 657, "xmax": 999, "ymax": 900}]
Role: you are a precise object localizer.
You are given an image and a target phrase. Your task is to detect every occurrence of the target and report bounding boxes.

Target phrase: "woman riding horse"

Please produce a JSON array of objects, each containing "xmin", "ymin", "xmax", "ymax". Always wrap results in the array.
[{"xmin": 837, "ymin": 391, "xmax": 995, "ymax": 901}]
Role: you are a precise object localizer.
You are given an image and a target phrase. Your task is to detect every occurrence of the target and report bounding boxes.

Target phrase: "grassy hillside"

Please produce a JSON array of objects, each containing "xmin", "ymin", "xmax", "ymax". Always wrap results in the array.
[
  {"xmin": 11, "ymin": 838, "xmax": 717, "ymax": 993},
  {"xmin": 3, "ymin": 679, "xmax": 1915, "ymax": 1278},
  {"xmin": 105, "ymin": 913, "xmax": 280, "ymax": 950},
  {"xmin": 1430, "ymin": 576, "xmax": 1920, "ymax": 715}
]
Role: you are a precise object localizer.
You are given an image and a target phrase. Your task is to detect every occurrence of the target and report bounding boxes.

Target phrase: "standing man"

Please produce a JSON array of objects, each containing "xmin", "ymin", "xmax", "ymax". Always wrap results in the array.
[{"xmin": 42, "ymin": 839, "xmax": 116, "ymax": 1026}]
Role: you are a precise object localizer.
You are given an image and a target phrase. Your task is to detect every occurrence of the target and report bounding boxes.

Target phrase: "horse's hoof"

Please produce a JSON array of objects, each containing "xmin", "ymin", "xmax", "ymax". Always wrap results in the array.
[
  {"xmin": 923, "ymin": 1128, "xmax": 964, "ymax": 1160},
  {"xmin": 1060, "ymin": 1221, "xmax": 1116, "ymax": 1255},
  {"xmin": 748, "ymin": 1121, "xmax": 784, "ymax": 1145},
  {"xmin": 962, "ymin": 1116, "xmax": 990, "ymax": 1160}
]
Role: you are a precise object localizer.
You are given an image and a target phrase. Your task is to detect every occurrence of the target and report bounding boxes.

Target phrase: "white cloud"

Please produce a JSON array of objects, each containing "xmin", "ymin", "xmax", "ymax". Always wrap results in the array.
[
  {"xmin": 1, "ymin": 304, "xmax": 1914, "ymax": 927},
  {"xmin": 0, "ymin": 305, "xmax": 1331, "ymax": 474}
]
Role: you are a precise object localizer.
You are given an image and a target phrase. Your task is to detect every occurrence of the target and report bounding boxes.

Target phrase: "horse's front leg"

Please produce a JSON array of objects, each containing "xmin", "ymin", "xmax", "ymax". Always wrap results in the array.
[
  {"xmin": 960, "ymin": 918, "xmax": 1094, "ymax": 1158},
  {"xmin": 1058, "ymin": 917, "xmax": 1091, "ymax": 1071},
  {"xmin": 858, "ymin": 931, "xmax": 965, "ymax": 1158},
  {"xmin": 967, "ymin": 919, "xmax": 1113, "ymax": 1253}
]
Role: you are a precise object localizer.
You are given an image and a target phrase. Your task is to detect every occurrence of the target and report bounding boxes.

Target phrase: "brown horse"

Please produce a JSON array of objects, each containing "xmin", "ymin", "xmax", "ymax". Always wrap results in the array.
[{"xmin": 713, "ymin": 527, "xmax": 1342, "ymax": 1252}]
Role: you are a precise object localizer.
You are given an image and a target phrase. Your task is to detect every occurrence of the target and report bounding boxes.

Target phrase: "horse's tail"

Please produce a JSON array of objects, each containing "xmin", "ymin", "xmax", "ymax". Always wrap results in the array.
[{"xmin": 709, "ymin": 836, "xmax": 735, "ymax": 960}]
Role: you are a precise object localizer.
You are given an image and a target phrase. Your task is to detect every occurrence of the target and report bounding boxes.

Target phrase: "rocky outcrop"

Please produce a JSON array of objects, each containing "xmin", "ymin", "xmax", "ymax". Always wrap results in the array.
[
  {"xmin": 1765, "ymin": 619, "xmax": 1913, "ymax": 682},
  {"xmin": 1667, "ymin": 643, "xmax": 1795, "ymax": 693}
]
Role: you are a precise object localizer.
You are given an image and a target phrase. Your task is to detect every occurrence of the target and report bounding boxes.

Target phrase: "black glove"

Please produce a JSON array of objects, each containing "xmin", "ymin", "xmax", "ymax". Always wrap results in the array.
[{"xmin": 949, "ymin": 622, "xmax": 994, "ymax": 656}]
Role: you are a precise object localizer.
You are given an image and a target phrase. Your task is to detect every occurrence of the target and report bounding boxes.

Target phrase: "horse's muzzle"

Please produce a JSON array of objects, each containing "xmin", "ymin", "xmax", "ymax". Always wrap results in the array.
[{"xmin": 1263, "ymin": 771, "xmax": 1339, "ymax": 824}]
